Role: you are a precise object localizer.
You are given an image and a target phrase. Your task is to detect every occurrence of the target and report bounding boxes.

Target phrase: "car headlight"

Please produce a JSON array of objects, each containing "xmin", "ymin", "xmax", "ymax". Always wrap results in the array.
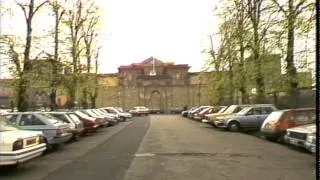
[
  {"xmin": 307, "ymin": 135, "xmax": 314, "ymax": 143},
  {"xmin": 286, "ymin": 131, "xmax": 290, "ymax": 136}
]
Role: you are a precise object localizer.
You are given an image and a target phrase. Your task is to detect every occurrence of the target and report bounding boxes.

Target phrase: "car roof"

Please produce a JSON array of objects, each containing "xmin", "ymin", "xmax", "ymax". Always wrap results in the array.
[
  {"xmin": 44, "ymin": 111, "xmax": 71, "ymax": 114},
  {"xmin": 276, "ymin": 108, "xmax": 315, "ymax": 112}
]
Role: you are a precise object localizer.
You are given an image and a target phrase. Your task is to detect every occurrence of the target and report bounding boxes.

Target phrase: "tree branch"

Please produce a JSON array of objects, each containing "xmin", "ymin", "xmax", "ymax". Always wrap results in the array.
[
  {"xmin": 270, "ymin": 0, "xmax": 288, "ymax": 15},
  {"xmin": 31, "ymin": 0, "xmax": 49, "ymax": 19},
  {"xmin": 16, "ymin": 1, "xmax": 28, "ymax": 22},
  {"xmin": 296, "ymin": 2, "xmax": 314, "ymax": 16}
]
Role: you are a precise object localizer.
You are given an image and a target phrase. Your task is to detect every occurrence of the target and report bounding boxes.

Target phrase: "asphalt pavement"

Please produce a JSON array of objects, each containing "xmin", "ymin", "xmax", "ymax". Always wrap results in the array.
[
  {"xmin": 124, "ymin": 115, "xmax": 315, "ymax": 180},
  {"xmin": 0, "ymin": 115, "xmax": 316, "ymax": 180}
]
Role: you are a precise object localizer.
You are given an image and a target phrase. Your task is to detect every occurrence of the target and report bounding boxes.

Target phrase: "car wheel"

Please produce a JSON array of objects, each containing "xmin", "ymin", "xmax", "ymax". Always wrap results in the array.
[
  {"xmin": 228, "ymin": 121, "xmax": 240, "ymax": 132},
  {"xmin": 120, "ymin": 117, "xmax": 126, "ymax": 121},
  {"xmin": 73, "ymin": 134, "xmax": 80, "ymax": 141},
  {"xmin": 8, "ymin": 164, "xmax": 19, "ymax": 169},
  {"xmin": 265, "ymin": 136, "xmax": 278, "ymax": 142}
]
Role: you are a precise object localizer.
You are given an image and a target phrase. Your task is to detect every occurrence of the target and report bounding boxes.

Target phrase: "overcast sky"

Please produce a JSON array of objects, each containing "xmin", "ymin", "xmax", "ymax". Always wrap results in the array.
[
  {"xmin": 0, "ymin": 0, "xmax": 219, "ymax": 77},
  {"xmin": 0, "ymin": 0, "xmax": 315, "ymax": 78}
]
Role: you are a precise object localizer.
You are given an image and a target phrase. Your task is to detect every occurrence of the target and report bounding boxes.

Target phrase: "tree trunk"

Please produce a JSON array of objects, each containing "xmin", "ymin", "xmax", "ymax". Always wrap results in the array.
[
  {"xmin": 49, "ymin": 89, "xmax": 56, "ymax": 111},
  {"xmin": 81, "ymin": 88, "xmax": 88, "ymax": 108},
  {"xmin": 239, "ymin": 35, "xmax": 248, "ymax": 104},
  {"xmin": 286, "ymin": 0, "xmax": 298, "ymax": 108},
  {"xmin": 253, "ymin": 26, "xmax": 265, "ymax": 103},
  {"xmin": 16, "ymin": 78, "xmax": 28, "ymax": 111}
]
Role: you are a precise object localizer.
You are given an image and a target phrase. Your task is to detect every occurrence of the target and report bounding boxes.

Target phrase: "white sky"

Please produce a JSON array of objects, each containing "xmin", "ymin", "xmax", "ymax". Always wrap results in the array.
[
  {"xmin": 0, "ymin": 0, "xmax": 315, "ymax": 78},
  {"xmin": 98, "ymin": 0, "xmax": 218, "ymax": 73},
  {"xmin": 0, "ymin": 0, "xmax": 219, "ymax": 76}
]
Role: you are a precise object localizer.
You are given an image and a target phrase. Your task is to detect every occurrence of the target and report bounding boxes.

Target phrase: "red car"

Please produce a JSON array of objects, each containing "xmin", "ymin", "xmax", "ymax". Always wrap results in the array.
[{"xmin": 74, "ymin": 111, "xmax": 100, "ymax": 135}]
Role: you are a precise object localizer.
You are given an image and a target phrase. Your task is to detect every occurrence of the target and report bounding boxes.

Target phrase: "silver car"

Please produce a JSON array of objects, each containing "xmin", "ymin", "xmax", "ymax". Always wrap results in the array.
[
  {"xmin": 214, "ymin": 105, "xmax": 277, "ymax": 132},
  {"xmin": 44, "ymin": 112, "xmax": 85, "ymax": 141},
  {"xmin": 4, "ymin": 112, "xmax": 72, "ymax": 148}
]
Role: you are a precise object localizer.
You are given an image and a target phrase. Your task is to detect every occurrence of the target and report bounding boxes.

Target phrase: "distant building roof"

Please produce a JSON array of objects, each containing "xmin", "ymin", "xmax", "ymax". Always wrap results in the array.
[{"xmin": 118, "ymin": 57, "xmax": 190, "ymax": 71}]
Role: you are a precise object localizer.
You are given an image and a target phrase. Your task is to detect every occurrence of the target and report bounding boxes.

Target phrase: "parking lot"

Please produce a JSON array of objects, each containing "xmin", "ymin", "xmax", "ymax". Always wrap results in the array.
[{"xmin": 0, "ymin": 115, "xmax": 316, "ymax": 180}]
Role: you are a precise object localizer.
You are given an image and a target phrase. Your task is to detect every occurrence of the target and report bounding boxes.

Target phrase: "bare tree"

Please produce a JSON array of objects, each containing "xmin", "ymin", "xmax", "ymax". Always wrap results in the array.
[
  {"xmin": 14, "ymin": 0, "xmax": 48, "ymax": 111},
  {"xmin": 81, "ymin": 2, "xmax": 100, "ymax": 108},
  {"xmin": 48, "ymin": 0, "xmax": 65, "ymax": 110},
  {"xmin": 64, "ymin": 0, "xmax": 86, "ymax": 108}
]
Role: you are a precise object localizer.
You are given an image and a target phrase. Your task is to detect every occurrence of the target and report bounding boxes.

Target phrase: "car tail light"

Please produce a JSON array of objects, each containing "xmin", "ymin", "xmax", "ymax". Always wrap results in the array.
[
  {"xmin": 39, "ymin": 136, "xmax": 46, "ymax": 144},
  {"xmin": 12, "ymin": 139, "xmax": 23, "ymax": 151},
  {"xmin": 56, "ymin": 128, "xmax": 63, "ymax": 137}
]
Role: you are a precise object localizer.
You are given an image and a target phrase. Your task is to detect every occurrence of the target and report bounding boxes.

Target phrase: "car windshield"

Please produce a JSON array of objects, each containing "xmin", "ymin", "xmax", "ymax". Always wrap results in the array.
[
  {"xmin": 199, "ymin": 107, "xmax": 211, "ymax": 114},
  {"xmin": 236, "ymin": 107, "xmax": 252, "ymax": 115},
  {"xmin": 76, "ymin": 111, "xmax": 91, "ymax": 118},
  {"xmin": 38, "ymin": 113, "xmax": 64, "ymax": 124},
  {"xmin": 223, "ymin": 105, "xmax": 238, "ymax": 114},
  {"xmin": 264, "ymin": 111, "xmax": 283, "ymax": 122},
  {"xmin": 218, "ymin": 106, "xmax": 228, "ymax": 113},
  {"xmin": 93, "ymin": 109, "xmax": 104, "ymax": 115},
  {"xmin": 116, "ymin": 108, "xmax": 124, "ymax": 112},
  {"xmin": 85, "ymin": 110, "xmax": 97, "ymax": 117},
  {"xmin": 68, "ymin": 113, "xmax": 81, "ymax": 123}
]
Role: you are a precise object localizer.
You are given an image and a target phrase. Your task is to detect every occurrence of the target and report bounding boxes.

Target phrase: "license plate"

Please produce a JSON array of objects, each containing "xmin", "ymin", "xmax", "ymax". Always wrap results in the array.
[{"xmin": 26, "ymin": 138, "xmax": 37, "ymax": 145}]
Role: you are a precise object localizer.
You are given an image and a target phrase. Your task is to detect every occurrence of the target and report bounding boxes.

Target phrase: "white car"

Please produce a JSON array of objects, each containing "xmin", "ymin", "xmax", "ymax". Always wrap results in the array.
[
  {"xmin": 129, "ymin": 106, "xmax": 150, "ymax": 116},
  {"xmin": 101, "ymin": 107, "xmax": 132, "ymax": 121},
  {"xmin": 0, "ymin": 119, "xmax": 47, "ymax": 167}
]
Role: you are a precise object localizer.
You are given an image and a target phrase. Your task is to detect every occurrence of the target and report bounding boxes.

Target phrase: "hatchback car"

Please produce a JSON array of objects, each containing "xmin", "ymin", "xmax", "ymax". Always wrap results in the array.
[
  {"xmin": 101, "ymin": 107, "xmax": 132, "ymax": 121},
  {"xmin": 73, "ymin": 111, "xmax": 100, "ymax": 134},
  {"xmin": 206, "ymin": 104, "xmax": 253, "ymax": 126},
  {"xmin": 193, "ymin": 106, "xmax": 225, "ymax": 121},
  {"xmin": 44, "ymin": 112, "xmax": 84, "ymax": 141},
  {"xmin": 89, "ymin": 109, "xmax": 118, "ymax": 125},
  {"xmin": 4, "ymin": 112, "xmax": 72, "ymax": 149},
  {"xmin": 188, "ymin": 106, "xmax": 212, "ymax": 119},
  {"xmin": 260, "ymin": 108, "xmax": 315, "ymax": 142},
  {"xmin": 129, "ymin": 106, "xmax": 150, "ymax": 116},
  {"xmin": 78, "ymin": 109, "xmax": 110, "ymax": 127},
  {"xmin": 214, "ymin": 105, "xmax": 277, "ymax": 132},
  {"xmin": 0, "ymin": 119, "xmax": 47, "ymax": 167},
  {"xmin": 181, "ymin": 107, "xmax": 197, "ymax": 117}
]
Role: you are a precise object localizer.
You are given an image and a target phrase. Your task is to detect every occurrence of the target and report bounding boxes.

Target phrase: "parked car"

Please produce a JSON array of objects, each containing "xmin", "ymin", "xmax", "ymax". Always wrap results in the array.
[
  {"xmin": 181, "ymin": 107, "xmax": 197, "ymax": 117},
  {"xmin": 284, "ymin": 123, "xmax": 316, "ymax": 154},
  {"xmin": 90, "ymin": 109, "xmax": 119, "ymax": 125},
  {"xmin": 214, "ymin": 104, "xmax": 277, "ymax": 132},
  {"xmin": 78, "ymin": 109, "xmax": 110, "ymax": 127},
  {"xmin": 4, "ymin": 112, "xmax": 72, "ymax": 149},
  {"xmin": 101, "ymin": 107, "xmax": 132, "ymax": 121},
  {"xmin": 129, "ymin": 106, "xmax": 150, "ymax": 116},
  {"xmin": 188, "ymin": 106, "xmax": 212, "ymax": 119},
  {"xmin": 193, "ymin": 106, "xmax": 225, "ymax": 120},
  {"xmin": 202, "ymin": 106, "xmax": 228, "ymax": 123},
  {"xmin": 304, "ymin": 132, "xmax": 316, "ymax": 155},
  {"xmin": 0, "ymin": 118, "xmax": 47, "ymax": 167},
  {"xmin": 44, "ymin": 112, "xmax": 84, "ymax": 141},
  {"xmin": 260, "ymin": 108, "xmax": 315, "ymax": 142},
  {"xmin": 73, "ymin": 111, "xmax": 100, "ymax": 134},
  {"xmin": 206, "ymin": 104, "xmax": 253, "ymax": 126}
]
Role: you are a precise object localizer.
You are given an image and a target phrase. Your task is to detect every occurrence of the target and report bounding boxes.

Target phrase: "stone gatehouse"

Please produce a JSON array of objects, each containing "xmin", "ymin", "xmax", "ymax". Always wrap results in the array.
[{"xmin": 96, "ymin": 57, "xmax": 210, "ymax": 112}]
